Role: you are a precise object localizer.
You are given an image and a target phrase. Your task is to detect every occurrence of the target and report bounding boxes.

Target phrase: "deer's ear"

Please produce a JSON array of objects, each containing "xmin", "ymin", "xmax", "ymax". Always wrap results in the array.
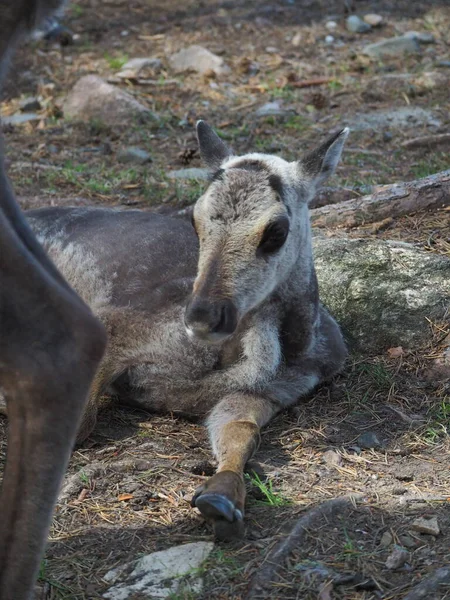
[
  {"xmin": 196, "ymin": 120, "xmax": 232, "ymax": 170},
  {"xmin": 299, "ymin": 128, "xmax": 349, "ymax": 187}
]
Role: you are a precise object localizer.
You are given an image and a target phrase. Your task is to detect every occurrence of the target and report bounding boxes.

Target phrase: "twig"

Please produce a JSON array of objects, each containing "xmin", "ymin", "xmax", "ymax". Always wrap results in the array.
[
  {"xmin": 402, "ymin": 566, "xmax": 450, "ymax": 600},
  {"xmin": 246, "ymin": 495, "xmax": 360, "ymax": 598},
  {"xmin": 290, "ymin": 77, "xmax": 334, "ymax": 88},
  {"xmin": 401, "ymin": 133, "xmax": 450, "ymax": 150}
]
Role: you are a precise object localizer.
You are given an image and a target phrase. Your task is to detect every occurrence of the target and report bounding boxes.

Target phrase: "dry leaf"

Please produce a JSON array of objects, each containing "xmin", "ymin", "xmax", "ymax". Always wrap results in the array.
[
  {"xmin": 118, "ymin": 493, "xmax": 134, "ymax": 501},
  {"xmin": 387, "ymin": 346, "xmax": 404, "ymax": 358}
]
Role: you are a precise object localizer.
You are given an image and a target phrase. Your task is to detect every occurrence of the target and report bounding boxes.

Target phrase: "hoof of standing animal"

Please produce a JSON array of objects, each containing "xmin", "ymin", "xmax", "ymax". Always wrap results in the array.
[{"xmin": 192, "ymin": 471, "xmax": 245, "ymax": 540}]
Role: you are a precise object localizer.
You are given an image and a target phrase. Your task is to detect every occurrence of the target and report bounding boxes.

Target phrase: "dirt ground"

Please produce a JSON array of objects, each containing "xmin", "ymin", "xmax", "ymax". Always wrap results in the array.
[{"xmin": 1, "ymin": 0, "xmax": 449, "ymax": 599}]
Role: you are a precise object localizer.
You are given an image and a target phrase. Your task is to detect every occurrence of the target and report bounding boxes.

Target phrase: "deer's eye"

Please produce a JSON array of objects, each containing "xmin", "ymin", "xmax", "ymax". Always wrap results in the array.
[{"xmin": 258, "ymin": 215, "xmax": 290, "ymax": 255}]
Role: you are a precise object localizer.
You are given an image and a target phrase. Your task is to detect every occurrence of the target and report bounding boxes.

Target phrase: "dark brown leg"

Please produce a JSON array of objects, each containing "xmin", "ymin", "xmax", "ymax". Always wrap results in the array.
[
  {"xmin": 0, "ymin": 201, "xmax": 106, "ymax": 600},
  {"xmin": 192, "ymin": 394, "xmax": 277, "ymax": 540}
]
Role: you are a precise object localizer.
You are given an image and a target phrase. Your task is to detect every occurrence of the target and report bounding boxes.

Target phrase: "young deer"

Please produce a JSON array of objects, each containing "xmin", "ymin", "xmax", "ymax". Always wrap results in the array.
[
  {"xmin": 0, "ymin": 2, "xmax": 106, "ymax": 599},
  {"xmin": 24, "ymin": 122, "xmax": 349, "ymax": 539}
]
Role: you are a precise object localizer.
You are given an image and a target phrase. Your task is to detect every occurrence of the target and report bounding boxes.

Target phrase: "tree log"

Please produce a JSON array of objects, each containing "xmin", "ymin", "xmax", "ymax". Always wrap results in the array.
[{"xmin": 310, "ymin": 170, "xmax": 450, "ymax": 229}]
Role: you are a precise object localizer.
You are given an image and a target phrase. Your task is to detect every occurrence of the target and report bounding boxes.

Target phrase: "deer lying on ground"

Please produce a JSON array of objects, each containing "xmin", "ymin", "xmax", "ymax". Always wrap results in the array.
[
  {"xmin": 21, "ymin": 122, "xmax": 349, "ymax": 539},
  {"xmin": 0, "ymin": 1, "xmax": 106, "ymax": 599}
]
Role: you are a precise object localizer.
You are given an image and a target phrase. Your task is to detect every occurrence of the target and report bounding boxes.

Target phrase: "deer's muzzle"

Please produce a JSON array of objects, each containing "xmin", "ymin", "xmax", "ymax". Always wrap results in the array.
[{"xmin": 184, "ymin": 296, "xmax": 238, "ymax": 343}]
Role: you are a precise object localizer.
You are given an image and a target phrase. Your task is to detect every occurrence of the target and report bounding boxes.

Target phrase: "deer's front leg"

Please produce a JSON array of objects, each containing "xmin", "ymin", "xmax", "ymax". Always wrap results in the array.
[{"xmin": 192, "ymin": 394, "xmax": 278, "ymax": 540}]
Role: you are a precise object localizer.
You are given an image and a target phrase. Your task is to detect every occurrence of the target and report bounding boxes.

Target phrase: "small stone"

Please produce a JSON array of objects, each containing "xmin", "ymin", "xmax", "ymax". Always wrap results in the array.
[
  {"xmin": 169, "ymin": 45, "xmax": 230, "ymax": 76},
  {"xmin": 399, "ymin": 534, "xmax": 418, "ymax": 549},
  {"xmin": 19, "ymin": 97, "xmax": 42, "ymax": 112},
  {"xmin": 167, "ymin": 167, "xmax": 209, "ymax": 181},
  {"xmin": 326, "ymin": 20, "xmax": 338, "ymax": 30},
  {"xmin": 254, "ymin": 101, "xmax": 292, "ymax": 118},
  {"xmin": 103, "ymin": 542, "xmax": 214, "ymax": 599},
  {"xmin": 411, "ymin": 516, "xmax": 440, "ymax": 536},
  {"xmin": 292, "ymin": 32, "xmax": 302, "ymax": 46},
  {"xmin": 363, "ymin": 35, "xmax": 421, "ymax": 58},
  {"xmin": 322, "ymin": 450, "xmax": 342, "ymax": 466},
  {"xmin": 392, "ymin": 485, "xmax": 407, "ymax": 495},
  {"xmin": 1, "ymin": 113, "xmax": 41, "ymax": 126},
  {"xmin": 385, "ymin": 546, "xmax": 409, "ymax": 570},
  {"xmin": 363, "ymin": 14, "xmax": 383, "ymax": 27},
  {"xmin": 117, "ymin": 146, "xmax": 152, "ymax": 165},
  {"xmin": 116, "ymin": 57, "xmax": 163, "ymax": 79},
  {"xmin": 325, "ymin": 35, "xmax": 335, "ymax": 44},
  {"xmin": 357, "ymin": 432, "xmax": 382, "ymax": 449},
  {"xmin": 265, "ymin": 46, "xmax": 278, "ymax": 54},
  {"xmin": 436, "ymin": 60, "xmax": 450, "ymax": 68},
  {"xmin": 346, "ymin": 15, "xmax": 371, "ymax": 33},
  {"xmin": 405, "ymin": 31, "xmax": 436, "ymax": 44},
  {"xmin": 383, "ymin": 131, "xmax": 393, "ymax": 142},
  {"xmin": 379, "ymin": 531, "xmax": 393, "ymax": 547}
]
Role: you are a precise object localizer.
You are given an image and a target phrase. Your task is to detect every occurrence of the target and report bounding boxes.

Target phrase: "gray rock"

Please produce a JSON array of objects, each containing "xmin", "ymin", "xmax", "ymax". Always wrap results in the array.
[
  {"xmin": 322, "ymin": 449, "xmax": 342, "ymax": 466},
  {"xmin": 399, "ymin": 534, "xmax": 419, "ymax": 549},
  {"xmin": 349, "ymin": 107, "xmax": 441, "ymax": 131},
  {"xmin": 385, "ymin": 546, "xmax": 409, "ymax": 570},
  {"xmin": 116, "ymin": 57, "xmax": 163, "ymax": 79},
  {"xmin": 254, "ymin": 101, "xmax": 293, "ymax": 118},
  {"xmin": 346, "ymin": 15, "xmax": 371, "ymax": 33},
  {"xmin": 357, "ymin": 432, "xmax": 382, "ymax": 449},
  {"xmin": 1, "ymin": 112, "xmax": 41, "ymax": 126},
  {"xmin": 363, "ymin": 35, "xmax": 421, "ymax": 58},
  {"xmin": 363, "ymin": 14, "xmax": 383, "ymax": 27},
  {"xmin": 379, "ymin": 531, "xmax": 393, "ymax": 547},
  {"xmin": 436, "ymin": 60, "xmax": 450, "ymax": 68},
  {"xmin": 103, "ymin": 542, "xmax": 214, "ymax": 599},
  {"xmin": 325, "ymin": 21, "xmax": 337, "ymax": 30},
  {"xmin": 411, "ymin": 516, "xmax": 440, "ymax": 536},
  {"xmin": 63, "ymin": 75, "xmax": 156, "ymax": 125},
  {"xmin": 313, "ymin": 237, "xmax": 450, "ymax": 353},
  {"xmin": 405, "ymin": 31, "xmax": 436, "ymax": 44},
  {"xmin": 169, "ymin": 45, "xmax": 230, "ymax": 76},
  {"xmin": 167, "ymin": 167, "xmax": 209, "ymax": 181},
  {"xmin": 117, "ymin": 146, "xmax": 152, "ymax": 165},
  {"xmin": 19, "ymin": 97, "xmax": 42, "ymax": 112}
]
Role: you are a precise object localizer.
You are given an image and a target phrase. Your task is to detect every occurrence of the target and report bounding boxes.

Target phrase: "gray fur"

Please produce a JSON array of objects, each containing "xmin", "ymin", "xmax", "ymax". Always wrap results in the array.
[{"xmin": 25, "ymin": 125, "xmax": 349, "ymax": 536}]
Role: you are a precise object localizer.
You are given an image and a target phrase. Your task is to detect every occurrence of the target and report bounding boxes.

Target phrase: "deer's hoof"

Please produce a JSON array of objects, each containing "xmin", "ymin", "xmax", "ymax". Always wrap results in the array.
[{"xmin": 191, "ymin": 470, "xmax": 245, "ymax": 540}]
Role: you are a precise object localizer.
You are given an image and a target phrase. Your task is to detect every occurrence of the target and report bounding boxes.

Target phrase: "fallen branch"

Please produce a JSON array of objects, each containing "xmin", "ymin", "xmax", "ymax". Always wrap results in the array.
[
  {"xmin": 310, "ymin": 170, "xmax": 450, "ymax": 228},
  {"xmin": 403, "ymin": 566, "xmax": 450, "ymax": 600},
  {"xmin": 246, "ymin": 495, "xmax": 359, "ymax": 599},
  {"xmin": 290, "ymin": 77, "xmax": 334, "ymax": 88},
  {"xmin": 401, "ymin": 133, "xmax": 450, "ymax": 149}
]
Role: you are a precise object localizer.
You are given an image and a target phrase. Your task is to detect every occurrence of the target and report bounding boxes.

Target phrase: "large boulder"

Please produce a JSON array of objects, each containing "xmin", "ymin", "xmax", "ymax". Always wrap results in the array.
[{"xmin": 313, "ymin": 237, "xmax": 450, "ymax": 354}]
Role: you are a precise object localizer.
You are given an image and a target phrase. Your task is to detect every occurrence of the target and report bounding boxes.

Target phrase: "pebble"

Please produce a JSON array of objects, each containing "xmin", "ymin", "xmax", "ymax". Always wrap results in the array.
[
  {"xmin": 363, "ymin": 14, "xmax": 383, "ymax": 27},
  {"xmin": 399, "ymin": 534, "xmax": 418, "ymax": 549},
  {"xmin": 325, "ymin": 20, "xmax": 338, "ymax": 30},
  {"xmin": 357, "ymin": 431, "xmax": 382, "ymax": 449},
  {"xmin": 385, "ymin": 546, "xmax": 409, "ymax": 570},
  {"xmin": 411, "ymin": 516, "xmax": 440, "ymax": 536},
  {"xmin": 292, "ymin": 32, "xmax": 302, "ymax": 46},
  {"xmin": 379, "ymin": 531, "xmax": 393, "ymax": 547},
  {"xmin": 346, "ymin": 15, "xmax": 371, "ymax": 33},
  {"xmin": 254, "ymin": 100, "xmax": 292, "ymax": 118},
  {"xmin": 117, "ymin": 146, "xmax": 152, "ymax": 165},
  {"xmin": 19, "ymin": 97, "xmax": 42, "ymax": 112},
  {"xmin": 322, "ymin": 449, "xmax": 342, "ymax": 467},
  {"xmin": 325, "ymin": 35, "xmax": 335, "ymax": 44},
  {"xmin": 436, "ymin": 60, "xmax": 450, "ymax": 68}
]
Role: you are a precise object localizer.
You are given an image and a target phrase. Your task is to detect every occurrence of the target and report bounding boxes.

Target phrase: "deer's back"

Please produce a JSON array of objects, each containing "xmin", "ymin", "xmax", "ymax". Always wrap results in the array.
[{"xmin": 26, "ymin": 207, "xmax": 199, "ymax": 315}]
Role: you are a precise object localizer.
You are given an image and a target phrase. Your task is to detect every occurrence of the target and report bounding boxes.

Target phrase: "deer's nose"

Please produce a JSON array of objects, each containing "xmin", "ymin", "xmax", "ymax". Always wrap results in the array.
[{"xmin": 184, "ymin": 297, "xmax": 238, "ymax": 342}]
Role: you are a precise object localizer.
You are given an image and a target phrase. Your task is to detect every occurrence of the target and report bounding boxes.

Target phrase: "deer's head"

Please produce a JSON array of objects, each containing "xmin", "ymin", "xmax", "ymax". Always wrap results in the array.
[{"xmin": 184, "ymin": 121, "xmax": 349, "ymax": 343}]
